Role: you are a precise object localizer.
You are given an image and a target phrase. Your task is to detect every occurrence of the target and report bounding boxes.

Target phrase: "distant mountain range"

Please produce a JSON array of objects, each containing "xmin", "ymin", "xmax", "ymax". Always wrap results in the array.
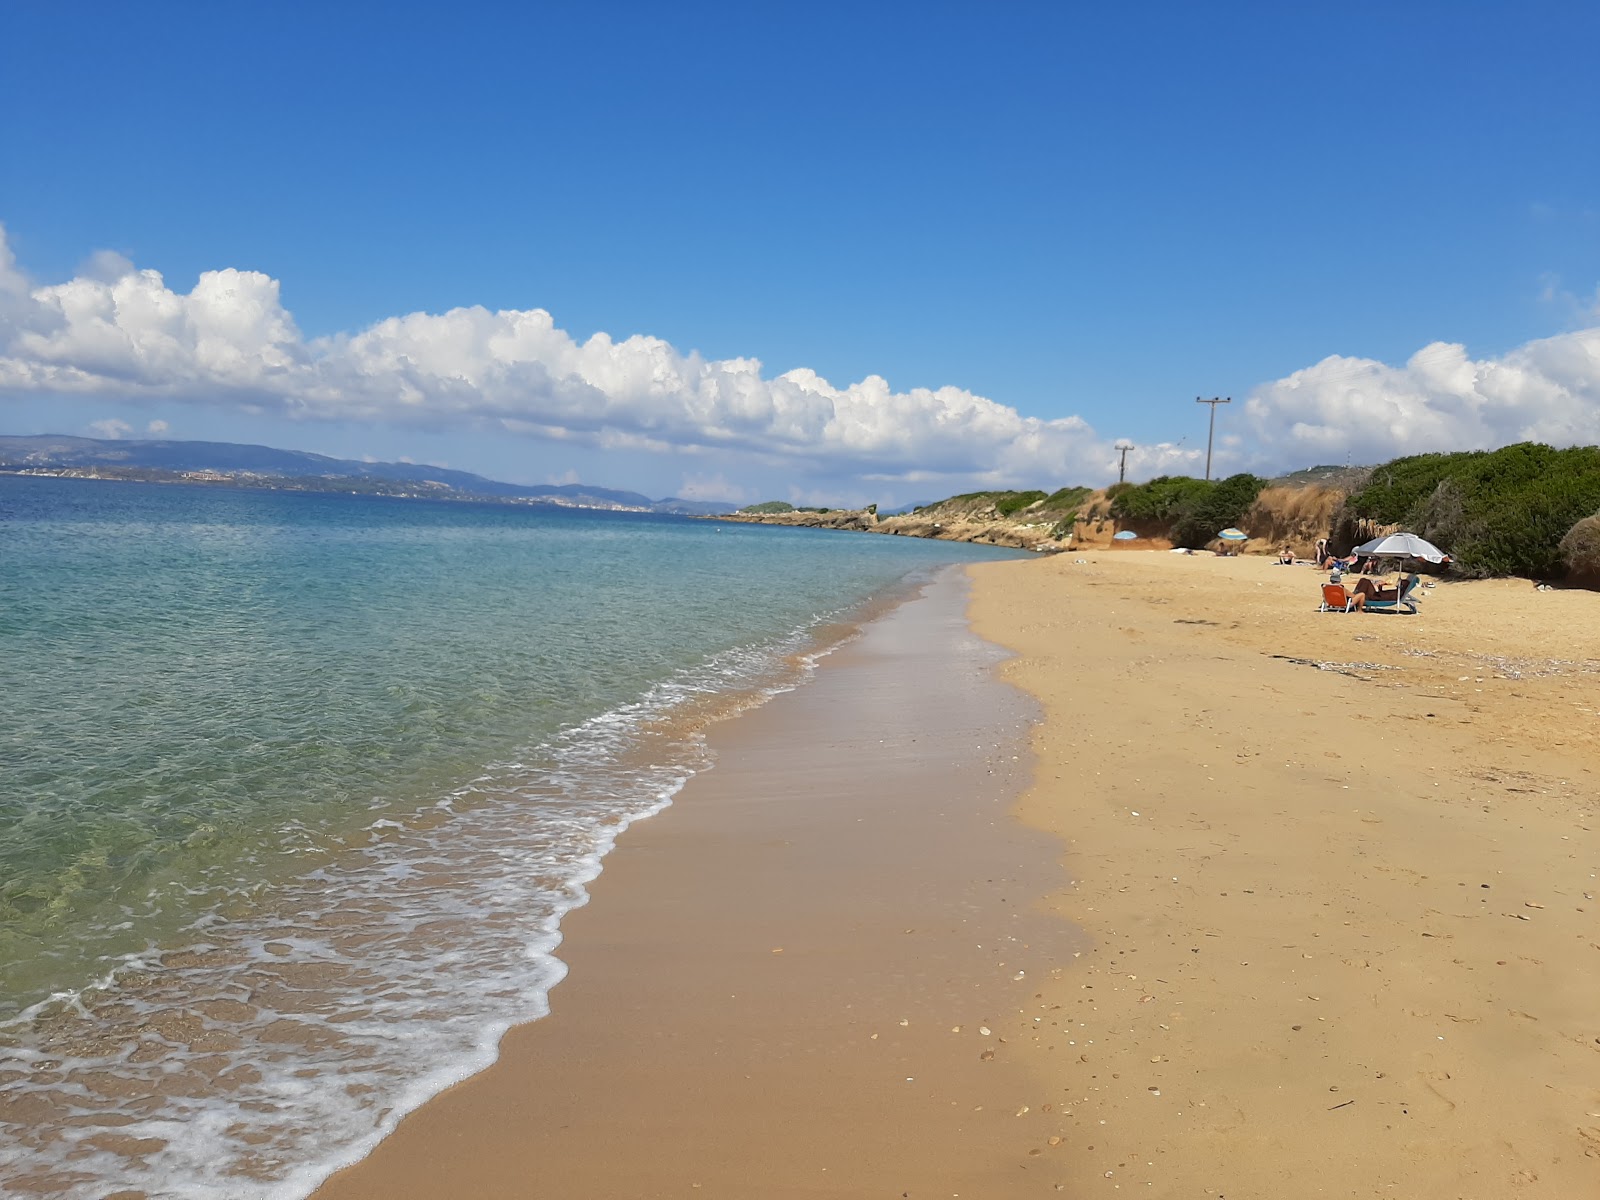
[{"xmin": 0, "ymin": 434, "xmax": 736, "ymax": 515}]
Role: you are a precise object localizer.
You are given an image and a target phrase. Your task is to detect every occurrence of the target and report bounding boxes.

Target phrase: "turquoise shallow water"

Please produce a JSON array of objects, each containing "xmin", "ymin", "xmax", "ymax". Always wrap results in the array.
[{"xmin": 0, "ymin": 475, "xmax": 1023, "ymax": 1197}]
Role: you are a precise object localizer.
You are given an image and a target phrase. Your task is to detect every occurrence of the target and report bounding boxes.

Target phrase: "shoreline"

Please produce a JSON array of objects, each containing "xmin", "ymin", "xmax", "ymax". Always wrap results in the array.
[
  {"xmin": 312, "ymin": 567, "xmax": 1082, "ymax": 1198},
  {"xmin": 294, "ymin": 547, "xmax": 1597, "ymax": 1197}
]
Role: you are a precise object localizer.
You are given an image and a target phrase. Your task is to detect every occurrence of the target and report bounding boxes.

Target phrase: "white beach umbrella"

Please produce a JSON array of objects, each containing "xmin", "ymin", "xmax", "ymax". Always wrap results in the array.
[{"xmin": 1352, "ymin": 532, "xmax": 1449, "ymax": 563}]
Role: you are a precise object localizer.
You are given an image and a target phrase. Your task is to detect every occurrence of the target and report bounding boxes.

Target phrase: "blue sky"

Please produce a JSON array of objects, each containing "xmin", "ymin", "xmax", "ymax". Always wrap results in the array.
[{"xmin": 2, "ymin": 1, "xmax": 1598, "ymax": 504}]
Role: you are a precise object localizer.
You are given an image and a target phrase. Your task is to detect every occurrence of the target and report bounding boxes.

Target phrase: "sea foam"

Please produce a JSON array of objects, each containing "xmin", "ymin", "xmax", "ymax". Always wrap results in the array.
[{"xmin": 0, "ymin": 628, "xmax": 837, "ymax": 1199}]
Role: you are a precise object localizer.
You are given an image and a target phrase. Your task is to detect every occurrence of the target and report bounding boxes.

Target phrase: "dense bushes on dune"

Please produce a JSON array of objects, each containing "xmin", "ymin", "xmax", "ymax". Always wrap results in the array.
[
  {"xmin": 1111, "ymin": 473, "xmax": 1268, "ymax": 548},
  {"xmin": 1343, "ymin": 443, "xmax": 1600, "ymax": 579},
  {"xmin": 1108, "ymin": 475, "xmax": 1212, "ymax": 522}
]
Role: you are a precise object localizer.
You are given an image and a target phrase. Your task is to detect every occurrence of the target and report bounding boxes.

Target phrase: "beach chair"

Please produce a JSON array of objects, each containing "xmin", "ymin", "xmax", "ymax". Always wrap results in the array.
[
  {"xmin": 1319, "ymin": 583, "xmax": 1355, "ymax": 613},
  {"xmin": 1362, "ymin": 574, "xmax": 1422, "ymax": 615}
]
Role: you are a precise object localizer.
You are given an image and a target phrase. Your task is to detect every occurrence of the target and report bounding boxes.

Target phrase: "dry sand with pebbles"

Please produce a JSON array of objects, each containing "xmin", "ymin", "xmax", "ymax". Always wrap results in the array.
[{"xmin": 970, "ymin": 550, "xmax": 1600, "ymax": 1197}]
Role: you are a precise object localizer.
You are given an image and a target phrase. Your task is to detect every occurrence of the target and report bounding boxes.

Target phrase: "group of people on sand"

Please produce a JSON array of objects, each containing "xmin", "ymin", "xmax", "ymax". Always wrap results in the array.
[
  {"xmin": 1313, "ymin": 538, "xmax": 1377, "ymax": 574},
  {"xmin": 1310, "ymin": 537, "xmax": 1407, "ymax": 610}
]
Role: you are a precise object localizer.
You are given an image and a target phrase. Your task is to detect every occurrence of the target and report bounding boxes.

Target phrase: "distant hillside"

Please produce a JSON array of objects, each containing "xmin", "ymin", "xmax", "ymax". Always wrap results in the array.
[
  {"xmin": 1269, "ymin": 463, "xmax": 1374, "ymax": 492},
  {"xmin": 0, "ymin": 434, "xmax": 734, "ymax": 515},
  {"xmin": 721, "ymin": 488, "xmax": 1092, "ymax": 551}
]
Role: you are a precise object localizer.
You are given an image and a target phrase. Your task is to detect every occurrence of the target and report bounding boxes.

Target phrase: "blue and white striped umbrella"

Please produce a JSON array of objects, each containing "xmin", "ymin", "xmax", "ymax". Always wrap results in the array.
[{"xmin": 1217, "ymin": 528, "xmax": 1248, "ymax": 541}]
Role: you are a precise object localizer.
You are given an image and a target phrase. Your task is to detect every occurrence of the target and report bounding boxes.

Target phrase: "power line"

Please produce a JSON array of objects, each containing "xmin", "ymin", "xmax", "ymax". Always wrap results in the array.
[{"xmin": 1195, "ymin": 396, "xmax": 1231, "ymax": 481}]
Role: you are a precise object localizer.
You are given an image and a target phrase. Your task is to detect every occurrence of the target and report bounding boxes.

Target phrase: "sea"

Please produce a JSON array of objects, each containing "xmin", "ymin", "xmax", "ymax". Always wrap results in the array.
[{"xmin": 0, "ymin": 475, "xmax": 1025, "ymax": 1199}]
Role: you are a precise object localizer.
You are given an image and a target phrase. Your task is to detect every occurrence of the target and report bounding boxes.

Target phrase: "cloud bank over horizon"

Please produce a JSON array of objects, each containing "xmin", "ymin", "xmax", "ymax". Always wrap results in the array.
[
  {"xmin": 3, "ymin": 224, "xmax": 1597, "ymax": 497},
  {"xmin": 1246, "ymin": 333, "xmax": 1600, "ymax": 467}
]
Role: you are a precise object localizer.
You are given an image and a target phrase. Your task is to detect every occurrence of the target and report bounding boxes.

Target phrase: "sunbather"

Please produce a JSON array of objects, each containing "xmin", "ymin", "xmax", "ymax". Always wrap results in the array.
[
  {"xmin": 1277, "ymin": 545, "xmax": 1294, "ymax": 564},
  {"xmin": 1353, "ymin": 576, "xmax": 1399, "ymax": 603}
]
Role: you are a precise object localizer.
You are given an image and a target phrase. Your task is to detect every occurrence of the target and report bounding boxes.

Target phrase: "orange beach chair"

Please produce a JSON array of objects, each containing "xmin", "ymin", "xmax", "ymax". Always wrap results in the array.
[{"xmin": 1319, "ymin": 582, "xmax": 1355, "ymax": 613}]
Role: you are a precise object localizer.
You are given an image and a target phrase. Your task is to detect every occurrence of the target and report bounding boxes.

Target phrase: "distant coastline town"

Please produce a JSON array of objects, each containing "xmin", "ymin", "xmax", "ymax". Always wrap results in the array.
[{"xmin": 0, "ymin": 433, "xmax": 726, "ymax": 515}]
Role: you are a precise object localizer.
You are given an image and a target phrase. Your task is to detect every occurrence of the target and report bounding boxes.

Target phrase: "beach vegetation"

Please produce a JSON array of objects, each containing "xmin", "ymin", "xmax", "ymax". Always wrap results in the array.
[
  {"xmin": 994, "ymin": 490, "xmax": 1047, "ymax": 516},
  {"xmin": 740, "ymin": 500, "xmax": 795, "ymax": 513},
  {"xmin": 1045, "ymin": 485, "xmax": 1093, "ymax": 509},
  {"xmin": 933, "ymin": 489, "xmax": 1049, "ymax": 516},
  {"xmin": 1343, "ymin": 443, "xmax": 1600, "ymax": 579},
  {"xmin": 1111, "ymin": 473, "xmax": 1268, "ymax": 548},
  {"xmin": 1109, "ymin": 475, "xmax": 1212, "ymax": 521}
]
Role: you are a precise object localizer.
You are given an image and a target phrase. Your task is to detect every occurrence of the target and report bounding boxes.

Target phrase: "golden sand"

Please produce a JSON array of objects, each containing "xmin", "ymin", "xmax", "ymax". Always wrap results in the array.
[{"xmin": 969, "ymin": 550, "xmax": 1600, "ymax": 1196}]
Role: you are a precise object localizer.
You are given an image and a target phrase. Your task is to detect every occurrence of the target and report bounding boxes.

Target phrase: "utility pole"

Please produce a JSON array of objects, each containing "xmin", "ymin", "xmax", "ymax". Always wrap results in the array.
[
  {"xmin": 1115, "ymin": 442, "xmax": 1134, "ymax": 483},
  {"xmin": 1195, "ymin": 396, "xmax": 1231, "ymax": 481}
]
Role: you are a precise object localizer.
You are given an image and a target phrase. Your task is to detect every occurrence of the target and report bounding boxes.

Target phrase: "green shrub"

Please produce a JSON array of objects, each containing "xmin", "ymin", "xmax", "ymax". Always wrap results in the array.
[
  {"xmin": 739, "ymin": 500, "xmax": 795, "ymax": 514},
  {"xmin": 1343, "ymin": 443, "xmax": 1600, "ymax": 578},
  {"xmin": 932, "ymin": 489, "xmax": 1053, "ymax": 516},
  {"xmin": 994, "ymin": 490, "xmax": 1047, "ymax": 517},
  {"xmin": 1110, "ymin": 475, "xmax": 1213, "ymax": 521},
  {"xmin": 1169, "ymin": 474, "xmax": 1268, "ymax": 548},
  {"xmin": 1112, "ymin": 473, "xmax": 1267, "ymax": 548},
  {"xmin": 1044, "ymin": 485, "xmax": 1093, "ymax": 509}
]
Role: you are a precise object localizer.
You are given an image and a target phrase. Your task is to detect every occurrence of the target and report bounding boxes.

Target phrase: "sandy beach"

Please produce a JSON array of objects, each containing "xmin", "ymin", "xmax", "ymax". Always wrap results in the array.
[
  {"xmin": 968, "ymin": 550, "xmax": 1600, "ymax": 1197},
  {"xmin": 314, "ymin": 552, "xmax": 1599, "ymax": 1199}
]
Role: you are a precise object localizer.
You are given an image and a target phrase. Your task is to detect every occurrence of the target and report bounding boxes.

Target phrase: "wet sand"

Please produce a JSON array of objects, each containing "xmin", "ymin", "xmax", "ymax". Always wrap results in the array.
[
  {"xmin": 314, "ymin": 569, "xmax": 1083, "ymax": 1199},
  {"xmin": 969, "ymin": 550, "xmax": 1600, "ymax": 1197}
]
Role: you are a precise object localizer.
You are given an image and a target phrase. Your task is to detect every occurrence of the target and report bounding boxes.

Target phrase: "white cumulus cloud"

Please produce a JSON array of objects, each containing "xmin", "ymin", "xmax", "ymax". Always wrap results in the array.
[
  {"xmin": 0, "ymin": 223, "xmax": 1193, "ymax": 488},
  {"xmin": 1245, "ymin": 330, "xmax": 1600, "ymax": 465},
  {"xmin": 11, "ymin": 223, "xmax": 1591, "ymax": 486}
]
